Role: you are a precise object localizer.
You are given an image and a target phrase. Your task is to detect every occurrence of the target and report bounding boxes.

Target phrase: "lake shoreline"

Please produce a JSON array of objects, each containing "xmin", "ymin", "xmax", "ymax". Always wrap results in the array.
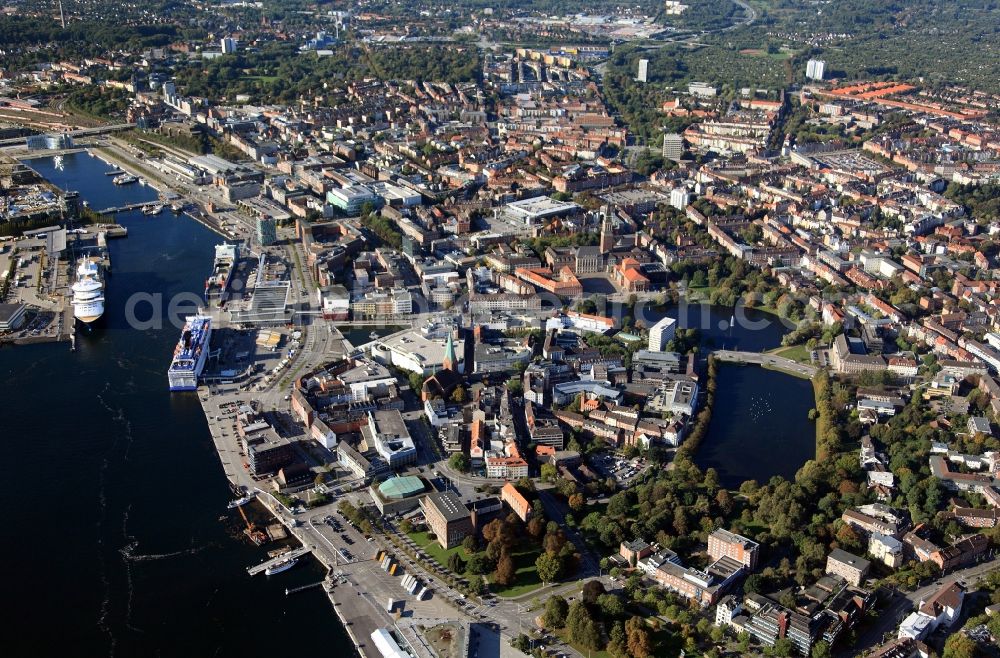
[{"xmin": 695, "ymin": 361, "xmax": 817, "ymax": 489}]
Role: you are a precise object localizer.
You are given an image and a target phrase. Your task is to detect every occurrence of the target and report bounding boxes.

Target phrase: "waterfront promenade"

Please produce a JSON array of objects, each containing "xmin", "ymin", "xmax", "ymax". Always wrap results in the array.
[{"xmin": 198, "ymin": 386, "xmax": 505, "ymax": 658}]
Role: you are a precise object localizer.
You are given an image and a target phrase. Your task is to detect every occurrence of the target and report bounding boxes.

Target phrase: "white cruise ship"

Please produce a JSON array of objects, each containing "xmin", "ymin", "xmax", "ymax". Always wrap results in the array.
[
  {"xmin": 71, "ymin": 259, "xmax": 105, "ymax": 324},
  {"xmin": 167, "ymin": 315, "xmax": 212, "ymax": 391}
]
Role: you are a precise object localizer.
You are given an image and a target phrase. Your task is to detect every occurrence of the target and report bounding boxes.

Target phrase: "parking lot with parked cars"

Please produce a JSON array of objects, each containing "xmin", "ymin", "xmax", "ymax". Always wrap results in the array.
[{"xmin": 590, "ymin": 451, "xmax": 650, "ymax": 485}]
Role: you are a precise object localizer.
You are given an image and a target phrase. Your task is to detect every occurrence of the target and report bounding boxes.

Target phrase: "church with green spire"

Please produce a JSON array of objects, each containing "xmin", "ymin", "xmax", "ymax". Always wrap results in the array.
[
  {"xmin": 421, "ymin": 329, "xmax": 464, "ymax": 402},
  {"xmin": 442, "ymin": 330, "xmax": 457, "ymax": 372}
]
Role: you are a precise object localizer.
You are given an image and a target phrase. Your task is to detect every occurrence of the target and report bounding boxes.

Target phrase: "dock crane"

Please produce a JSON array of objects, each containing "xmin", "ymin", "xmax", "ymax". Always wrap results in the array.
[{"xmin": 237, "ymin": 504, "xmax": 267, "ymax": 545}]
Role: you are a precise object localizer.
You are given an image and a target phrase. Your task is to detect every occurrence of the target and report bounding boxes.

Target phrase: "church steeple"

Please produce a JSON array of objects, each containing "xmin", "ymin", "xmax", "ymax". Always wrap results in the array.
[
  {"xmin": 442, "ymin": 330, "xmax": 457, "ymax": 372},
  {"xmin": 600, "ymin": 212, "xmax": 614, "ymax": 253}
]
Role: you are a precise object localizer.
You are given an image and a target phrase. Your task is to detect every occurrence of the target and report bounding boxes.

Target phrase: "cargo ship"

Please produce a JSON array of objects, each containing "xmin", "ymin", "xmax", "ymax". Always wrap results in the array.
[
  {"xmin": 71, "ymin": 258, "xmax": 104, "ymax": 325},
  {"xmin": 167, "ymin": 315, "xmax": 212, "ymax": 391},
  {"xmin": 204, "ymin": 243, "xmax": 239, "ymax": 303}
]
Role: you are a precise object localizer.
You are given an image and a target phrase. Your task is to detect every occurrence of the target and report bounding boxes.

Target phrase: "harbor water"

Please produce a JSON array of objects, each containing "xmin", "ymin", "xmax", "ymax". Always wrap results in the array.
[{"xmin": 3, "ymin": 152, "xmax": 350, "ymax": 657}]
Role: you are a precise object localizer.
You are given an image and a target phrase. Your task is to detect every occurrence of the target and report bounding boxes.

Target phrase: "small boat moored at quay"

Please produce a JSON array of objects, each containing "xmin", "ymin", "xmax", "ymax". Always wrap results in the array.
[
  {"xmin": 264, "ymin": 557, "xmax": 298, "ymax": 576},
  {"xmin": 227, "ymin": 494, "xmax": 255, "ymax": 509}
]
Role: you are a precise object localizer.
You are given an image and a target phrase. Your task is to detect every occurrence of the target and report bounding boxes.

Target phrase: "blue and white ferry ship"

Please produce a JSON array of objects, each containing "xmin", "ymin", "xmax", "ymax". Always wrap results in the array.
[{"xmin": 167, "ymin": 315, "xmax": 212, "ymax": 391}]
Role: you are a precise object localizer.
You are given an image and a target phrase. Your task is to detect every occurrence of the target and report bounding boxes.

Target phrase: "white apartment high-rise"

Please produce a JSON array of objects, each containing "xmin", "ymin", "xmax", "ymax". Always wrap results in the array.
[
  {"xmin": 662, "ymin": 133, "xmax": 684, "ymax": 161},
  {"xmin": 637, "ymin": 58, "xmax": 649, "ymax": 83},
  {"xmin": 221, "ymin": 38, "xmax": 237, "ymax": 54},
  {"xmin": 806, "ymin": 59, "xmax": 825, "ymax": 81},
  {"xmin": 670, "ymin": 187, "xmax": 690, "ymax": 211},
  {"xmin": 648, "ymin": 316, "xmax": 677, "ymax": 352}
]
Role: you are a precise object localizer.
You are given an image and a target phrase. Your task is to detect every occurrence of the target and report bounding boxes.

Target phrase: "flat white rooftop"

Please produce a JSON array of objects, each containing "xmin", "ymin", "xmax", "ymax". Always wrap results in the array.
[{"xmin": 505, "ymin": 196, "xmax": 580, "ymax": 219}]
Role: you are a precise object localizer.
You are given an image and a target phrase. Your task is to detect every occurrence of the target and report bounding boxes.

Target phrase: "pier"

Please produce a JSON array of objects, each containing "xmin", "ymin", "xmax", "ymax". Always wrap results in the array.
[
  {"xmin": 95, "ymin": 201, "xmax": 160, "ymax": 215},
  {"xmin": 247, "ymin": 546, "xmax": 311, "ymax": 576},
  {"xmin": 92, "ymin": 223, "xmax": 128, "ymax": 238},
  {"xmin": 285, "ymin": 581, "xmax": 325, "ymax": 596}
]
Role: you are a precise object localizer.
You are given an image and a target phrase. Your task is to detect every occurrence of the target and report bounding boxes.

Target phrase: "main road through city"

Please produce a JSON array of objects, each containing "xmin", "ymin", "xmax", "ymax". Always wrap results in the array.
[{"xmin": 840, "ymin": 554, "xmax": 1000, "ymax": 656}]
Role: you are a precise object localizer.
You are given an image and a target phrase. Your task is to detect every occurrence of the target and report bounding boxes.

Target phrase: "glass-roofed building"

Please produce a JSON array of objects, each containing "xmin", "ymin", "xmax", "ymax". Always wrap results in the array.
[{"xmin": 369, "ymin": 475, "xmax": 428, "ymax": 515}]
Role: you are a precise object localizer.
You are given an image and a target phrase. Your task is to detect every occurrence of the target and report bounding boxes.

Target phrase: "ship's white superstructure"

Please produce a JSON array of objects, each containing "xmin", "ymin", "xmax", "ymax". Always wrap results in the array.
[
  {"xmin": 167, "ymin": 315, "xmax": 212, "ymax": 391},
  {"xmin": 71, "ymin": 259, "xmax": 104, "ymax": 324}
]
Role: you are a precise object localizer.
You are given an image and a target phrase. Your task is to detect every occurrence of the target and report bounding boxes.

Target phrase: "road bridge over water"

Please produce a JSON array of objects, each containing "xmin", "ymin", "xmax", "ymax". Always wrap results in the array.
[
  {"xmin": 0, "ymin": 123, "xmax": 135, "ymax": 148},
  {"xmin": 713, "ymin": 349, "xmax": 818, "ymax": 379}
]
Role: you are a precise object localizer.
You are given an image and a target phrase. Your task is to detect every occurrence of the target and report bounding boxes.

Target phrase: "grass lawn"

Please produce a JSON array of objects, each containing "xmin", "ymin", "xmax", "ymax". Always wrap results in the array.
[
  {"xmin": 406, "ymin": 528, "xmax": 546, "ymax": 597},
  {"xmin": 490, "ymin": 546, "xmax": 544, "ymax": 598},
  {"xmin": 739, "ymin": 520, "xmax": 768, "ymax": 536},
  {"xmin": 753, "ymin": 303, "xmax": 785, "ymax": 318},
  {"xmin": 289, "ymin": 244, "xmax": 308, "ymax": 288},
  {"xmin": 684, "ymin": 284, "xmax": 716, "ymax": 301},
  {"xmin": 769, "ymin": 343, "xmax": 812, "ymax": 364},
  {"xmin": 242, "ymin": 75, "xmax": 280, "ymax": 83},
  {"xmin": 739, "ymin": 47, "xmax": 792, "ymax": 59},
  {"xmin": 407, "ymin": 530, "xmax": 465, "ymax": 566}
]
